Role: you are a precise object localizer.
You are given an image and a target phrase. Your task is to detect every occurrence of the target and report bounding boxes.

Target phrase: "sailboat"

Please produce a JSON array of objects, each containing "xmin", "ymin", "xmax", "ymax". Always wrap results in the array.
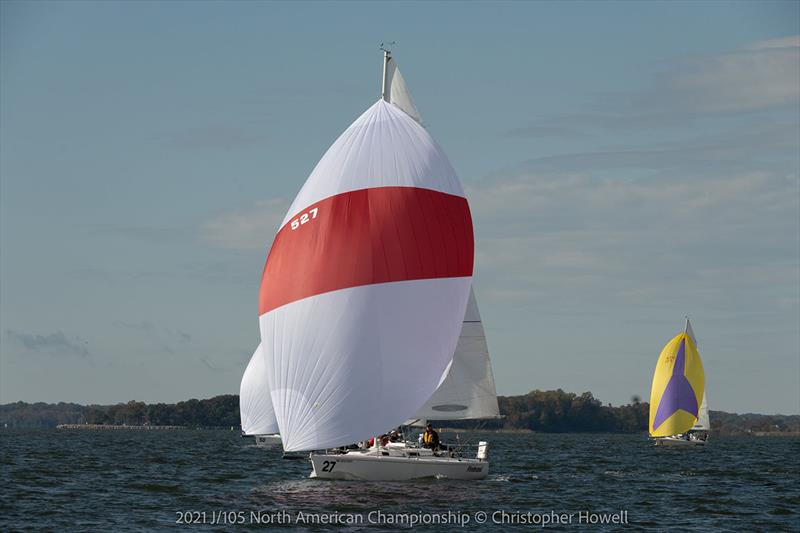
[
  {"xmin": 258, "ymin": 48, "xmax": 488, "ymax": 479},
  {"xmin": 649, "ymin": 318, "xmax": 710, "ymax": 446},
  {"xmin": 239, "ymin": 343, "xmax": 281, "ymax": 447}
]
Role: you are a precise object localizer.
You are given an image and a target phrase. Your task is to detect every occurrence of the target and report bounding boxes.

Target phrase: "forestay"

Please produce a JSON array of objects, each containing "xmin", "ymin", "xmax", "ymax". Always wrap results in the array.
[
  {"xmin": 259, "ymin": 56, "xmax": 473, "ymax": 452},
  {"xmin": 239, "ymin": 344, "xmax": 279, "ymax": 436}
]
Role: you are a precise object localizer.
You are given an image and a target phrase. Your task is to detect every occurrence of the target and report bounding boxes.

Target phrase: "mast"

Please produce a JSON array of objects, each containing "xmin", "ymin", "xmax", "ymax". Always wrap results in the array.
[
  {"xmin": 381, "ymin": 49, "xmax": 391, "ymax": 101},
  {"xmin": 376, "ymin": 44, "xmax": 390, "ymax": 452}
]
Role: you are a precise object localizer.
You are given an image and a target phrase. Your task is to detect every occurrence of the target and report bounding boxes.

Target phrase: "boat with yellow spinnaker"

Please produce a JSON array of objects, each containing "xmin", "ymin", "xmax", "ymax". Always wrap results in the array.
[{"xmin": 649, "ymin": 318, "xmax": 710, "ymax": 446}]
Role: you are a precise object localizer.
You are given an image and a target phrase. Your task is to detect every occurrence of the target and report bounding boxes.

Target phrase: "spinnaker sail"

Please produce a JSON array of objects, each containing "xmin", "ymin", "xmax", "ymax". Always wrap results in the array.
[
  {"xmin": 648, "ymin": 318, "xmax": 706, "ymax": 437},
  {"xmin": 259, "ymin": 53, "xmax": 473, "ymax": 452},
  {"xmin": 239, "ymin": 344, "xmax": 279, "ymax": 436}
]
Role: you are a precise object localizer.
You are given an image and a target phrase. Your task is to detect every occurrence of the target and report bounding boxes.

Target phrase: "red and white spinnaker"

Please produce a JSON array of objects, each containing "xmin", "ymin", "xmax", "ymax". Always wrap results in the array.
[{"xmin": 259, "ymin": 53, "xmax": 473, "ymax": 452}]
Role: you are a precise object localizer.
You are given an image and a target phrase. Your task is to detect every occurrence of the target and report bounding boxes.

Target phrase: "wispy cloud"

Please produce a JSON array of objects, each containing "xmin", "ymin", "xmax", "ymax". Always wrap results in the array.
[
  {"xmin": 6, "ymin": 330, "xmax": 91, "ymax": 358},
  {"xmin": 199, "ymin": 351, "xmax": 252, "ymax": 372},
  {"xmin": 661, "ymin": 35, "xmax": 799, "ymax": 113},
  {"xmin": 200, "ymin": 198, "xmax": 289, "ymax": 251},
  {"xmin": 508, "ymin": 35, "xmax": 800, "ymax": 138},
  {"xmin": 468, "ymin": 158, "xmax": 798, "ymax": 312},
  {"xmin": 501, "ymin": 121, "xmax": 798, "ymax": 176},
  {"xmin": 487, "ymin": 36, "xmax": 799, "ymax": 314},
  {"xmin": 199, "ymin": 356, "xmax": 223, "ymax": 372},
  {"xmin": 112, "ymin": 320, "xmax": 192, "ymax": 356}
]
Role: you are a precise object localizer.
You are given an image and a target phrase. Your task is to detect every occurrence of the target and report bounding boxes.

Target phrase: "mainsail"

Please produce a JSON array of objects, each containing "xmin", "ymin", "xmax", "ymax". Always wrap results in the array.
[
  {"xmin": 239, "ymin": 344, "xmax": 279, "ymax": 436},
  {"xmin": 259, "ymin": 52, "xmax": 473, "ymax": 452},
  {"xmin": 408, "ymin": 287, "xmax": 500, "ymax": 423},
  {"xmin": 383, "ymin": 56, "xmax": 421, "ymax": 124},
  {"xmin": 692, "ymin": 393, "xmax": 710, "ymax": 431},
  {"xmin": 684, "ymin": 321, "xmax": 711, "ymax": 431},
  {"xmin": 648, "ymin": 318, "xmax": 706, "ymax": 437}
]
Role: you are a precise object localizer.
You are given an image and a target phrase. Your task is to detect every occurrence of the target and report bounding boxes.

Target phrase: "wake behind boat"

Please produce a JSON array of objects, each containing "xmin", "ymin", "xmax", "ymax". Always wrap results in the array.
[{"xmin": 649, "ymin": 318, "xmax": 710, "ymax": 447}]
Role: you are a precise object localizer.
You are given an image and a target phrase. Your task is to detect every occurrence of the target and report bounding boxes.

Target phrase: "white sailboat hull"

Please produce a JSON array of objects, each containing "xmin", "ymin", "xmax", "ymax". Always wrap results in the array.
[
  {"xmin": 309, "ymin": 451, "xmax": 489, "ymax": 480},
  {"xmin": 654, "ymin": 435, "xmax": 708, "ymax": 447},
  {"xmin": 254, "ymin": 434, "xmax": 282, "ymax": 448}
]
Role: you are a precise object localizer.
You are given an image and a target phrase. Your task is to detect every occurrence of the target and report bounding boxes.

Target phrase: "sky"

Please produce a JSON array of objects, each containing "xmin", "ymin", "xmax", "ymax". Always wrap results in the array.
[{"xmin": 1, "ymin": 1, "xmax": 798, "ymax": 414}]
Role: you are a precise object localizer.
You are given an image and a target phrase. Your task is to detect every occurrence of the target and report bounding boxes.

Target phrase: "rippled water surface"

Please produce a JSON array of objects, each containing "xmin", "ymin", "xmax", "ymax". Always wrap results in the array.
[{"xmin": 1, "ymin": 430, "xmax": 798, "ymax": 531}]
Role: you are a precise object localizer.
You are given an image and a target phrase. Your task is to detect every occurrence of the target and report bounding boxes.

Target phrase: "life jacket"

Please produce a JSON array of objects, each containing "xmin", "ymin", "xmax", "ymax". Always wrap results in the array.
[{"xmin": 423, "ymin": 430, "xmax": 436, "ymax": 444}]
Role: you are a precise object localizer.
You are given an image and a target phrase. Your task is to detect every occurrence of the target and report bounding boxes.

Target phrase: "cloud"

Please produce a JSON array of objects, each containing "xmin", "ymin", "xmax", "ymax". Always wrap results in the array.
[
  {"xmin": 467, "ymin": 157, "xmax": 798, "ymax": 312},
  {"xmin": 198, "ymin": 353, "xmax": 248, "ymax": 372},
  {"xmin": 501, "ymin": 121, "xmax": 798, "ymax": 178},
  {"xmin": 743, "ymin": 35, "xmax": 800, "ymax": 51},
  {"xmin": 200, "ymin": 198, "xmax": 289, "ymax": 251},
  {"xmin": 508, "ymin": 35, "xmax": 800, "ymax": 138},
  {"xmin": 662, "ymin": 35, "xmax": 800, "ymax": 113},
  {"xmin": 6, "ymin": 330, "xmax": 91, "ymax": 358},
  {"xmin": 199, "ymin": 356, "xmax": 221, "ymax": 371},
  {"xmin": 112, "ymin": 320, "xmax": 192, "ymax": 356}
]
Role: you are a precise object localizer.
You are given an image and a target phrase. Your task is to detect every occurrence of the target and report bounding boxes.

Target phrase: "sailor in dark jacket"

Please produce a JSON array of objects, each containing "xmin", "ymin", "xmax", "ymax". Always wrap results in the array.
[{"xmin": 422, "ymin": 424, "xmax": 440, "ymax": 450}]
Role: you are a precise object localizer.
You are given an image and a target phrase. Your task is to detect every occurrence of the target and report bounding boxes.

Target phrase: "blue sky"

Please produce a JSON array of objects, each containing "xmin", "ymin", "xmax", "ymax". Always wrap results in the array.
[{"xmin": 1, "ymin": 1, "xmax": 798, "ymax": 414}]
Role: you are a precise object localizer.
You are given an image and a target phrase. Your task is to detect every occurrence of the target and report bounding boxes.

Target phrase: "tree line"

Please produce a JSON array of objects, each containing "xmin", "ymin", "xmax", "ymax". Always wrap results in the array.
[
  {"xmin": 0, "ymin": 396, "xmax": 239, "ymax": 429},
  {"xmin": 1, "ymin": 390, "xmax": 797, "ymax": 435}
]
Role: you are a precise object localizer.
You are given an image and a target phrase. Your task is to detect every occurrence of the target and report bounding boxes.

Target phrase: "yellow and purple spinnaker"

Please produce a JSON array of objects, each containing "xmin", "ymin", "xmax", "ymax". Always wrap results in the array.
[{"xmin": 648, "ymin": 320, "xmax": 705, "ymax": 437}]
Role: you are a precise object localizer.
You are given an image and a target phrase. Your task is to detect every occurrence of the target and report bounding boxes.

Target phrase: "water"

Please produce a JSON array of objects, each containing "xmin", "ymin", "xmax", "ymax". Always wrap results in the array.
[{"xmin": 1, "ymin": 430, "xmax": 798, "ymax": 531}]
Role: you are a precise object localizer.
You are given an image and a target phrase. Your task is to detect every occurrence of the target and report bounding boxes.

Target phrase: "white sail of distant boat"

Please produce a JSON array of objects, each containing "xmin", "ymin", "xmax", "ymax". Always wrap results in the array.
[
  {"xmin": 685, "ymin": 319, "xmax": 711, "ymax": 432},
  {"xmin": 257, "ymin": 48, "xmax": 490, "ymax": 479},
  {"xmin": 691, "ymin": 393, "xmax": 710, "ymax": 431},
  {"xmin": 406, "ymin": 287, "xmax": 500, "ymax": 424},
  {"xmin": 686, "ymin": 318, "xmax": 711, "ymax": 431},
  {"xmin": 239, "ymin": 344, "xmax": 280, "ymax": 447}
]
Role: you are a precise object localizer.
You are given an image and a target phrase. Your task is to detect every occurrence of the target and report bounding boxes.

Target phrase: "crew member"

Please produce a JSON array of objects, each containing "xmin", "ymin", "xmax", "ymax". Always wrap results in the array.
[{"xmin": 422, "ymin": 424, "xmax": 440, "ymax": 450}]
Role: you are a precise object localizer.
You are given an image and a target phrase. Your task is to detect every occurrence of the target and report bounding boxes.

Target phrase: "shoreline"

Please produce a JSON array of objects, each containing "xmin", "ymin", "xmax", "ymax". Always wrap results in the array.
[{"xmin": 56, "ymin": 424, "xmax": 186, "ymax": 430}]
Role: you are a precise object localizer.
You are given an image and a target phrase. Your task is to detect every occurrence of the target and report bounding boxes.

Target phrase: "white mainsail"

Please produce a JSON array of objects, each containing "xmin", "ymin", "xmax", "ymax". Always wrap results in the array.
[
  {"xmin": 239, "ymin": 344, "xmax": 279, "ymax": 436},
  {"xmin": 685, "ymin": 318, "xmax": 711, "ymax": 431},
  {"xmin": 692, "ymin": 393, "xmax": 710, "ymax": 431},
  {"xmin": 259, "ymin": 52, "xmax": 473, "ymax": 452},
  {"xmin": 384, "ymin": 56, "xmax": 421, "ymax": 124},
  {"xmin": 407, "ymin": 287, "xmax": 500, "ymax": 423}
]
